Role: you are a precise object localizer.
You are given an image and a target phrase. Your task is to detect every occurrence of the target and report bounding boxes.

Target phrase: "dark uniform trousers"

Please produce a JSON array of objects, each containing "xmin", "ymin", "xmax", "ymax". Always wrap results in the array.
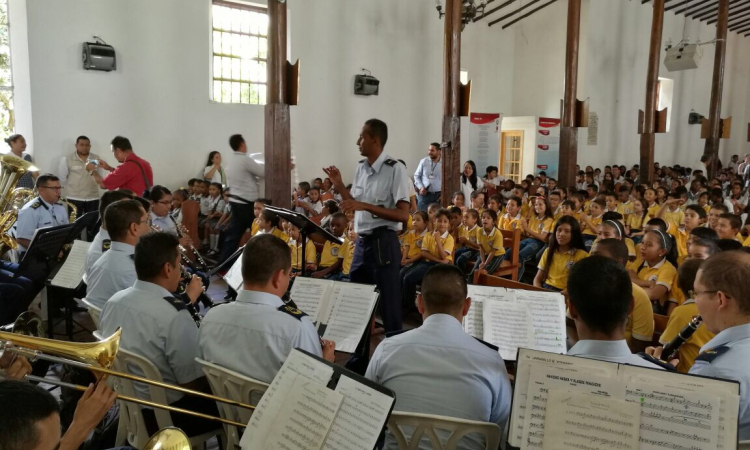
[
  {"xmin": 350, "ymin": 227, "xmax": 402, "ymax": 333},
  {"xmin": 217, "ymin": 201, "xmax": 255, "ymax": 264}
]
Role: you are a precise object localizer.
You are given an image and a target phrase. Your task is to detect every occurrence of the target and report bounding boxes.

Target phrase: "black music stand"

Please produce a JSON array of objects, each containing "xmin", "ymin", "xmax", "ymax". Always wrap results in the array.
[
  {"xmin": 16, "ymin": 224, "xmax": 75, "ymax": 283},
  {"xmin": 64, "ymin": 211, "xmax": 98, "ymax": 244},
  {"xmin": 265, "ymin": 206, "xmax": 343, "ymax": 277}
]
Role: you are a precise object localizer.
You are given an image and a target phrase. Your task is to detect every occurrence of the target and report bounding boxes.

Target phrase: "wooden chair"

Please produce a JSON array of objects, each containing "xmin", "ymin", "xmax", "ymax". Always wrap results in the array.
[
  {"xmin": 181, "ymin": 200, "xmax": 201, "ymax": 259},
  {"xmin": 472, "ymin": 270, "xmax": 550, "ymax": 292},
  {"xmin": 485, "ymin": 228, "xmax": 522, "ymax": 281},
  {"xmin": 386, "ymin": 411, "xmax": 502, "ymax": 450}
]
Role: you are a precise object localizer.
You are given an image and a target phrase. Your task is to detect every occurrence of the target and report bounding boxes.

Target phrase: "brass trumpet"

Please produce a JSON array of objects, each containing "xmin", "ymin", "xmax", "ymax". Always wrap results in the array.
[{"xmin": 0, "ymin": 313, "xmax": 252, "ymax": 428}]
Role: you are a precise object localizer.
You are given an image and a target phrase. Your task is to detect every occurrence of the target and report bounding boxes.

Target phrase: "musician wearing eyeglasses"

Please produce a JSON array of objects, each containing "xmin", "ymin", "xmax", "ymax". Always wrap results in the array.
[
  {"xmin": 199, "ymin": 234, "xmax": 336, "ymax": 384},
  {"xmin": 15, "ymin": 174, "xmax": 69, "ymax": 253},
  {"xmin": 100, "ymin": 232, "xmax": 220, "ymax": 437}
]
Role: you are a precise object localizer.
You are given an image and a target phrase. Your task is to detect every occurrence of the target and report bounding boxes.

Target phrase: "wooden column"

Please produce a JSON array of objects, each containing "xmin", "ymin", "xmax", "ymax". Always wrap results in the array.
[
  {"xmin": 638, "ymin": 0, "xmax": 665, "ymax": 186},
  {"xmin": 264, "ymin": 0, "xmax": 291, "ymax": 209},
  {"xmin": 558, "ymin": 0, "xmax": 581, "ymax": 188},
  {"xmin": 441, "ymin": 0, "xmax": 462, "ymax": 207},
  {"xmin": 703, "ymin": 0, "xmax": 729, "ymax": 179}
]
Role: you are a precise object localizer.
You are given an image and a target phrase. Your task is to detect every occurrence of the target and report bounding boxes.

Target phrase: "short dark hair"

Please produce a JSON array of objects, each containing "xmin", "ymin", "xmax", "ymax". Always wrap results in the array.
[
  {"xmin": 420, "ymin": 264, "xmax": 467, "ymax": 314},
  {"xmin": 591, "ymin": 238, "xmax": 629, "ymax": 266},
  {"xmin": 689, "ymin": 227, "xmax": 718, "ymax": 241},
  {"xmin": 430, "ymin": 142, "xmax": 441, "ymax": 149},
  {"xmin": 4, "ymin": 134, "xmax": 22, "ymax": 146},
  {"xmin": 99, "ymin": 190, "xmax": 134, "ymax": 221},
  {"xmin": 229, "ymin": 134, "xmax": 245, "ymax": 151},
  {"xmin": 717, "ymin": 239, "xmax": 743, "ymax": 252},
  {"xmin": 686, "ymin": 204, "xmax": 707, "ymax": 219},
  {"xmin": 260, "ymin": 210, "xmax": 280, "ymax": 228},
  {"xmin": 75, "ymin": 135, "xmax": 90, "ymax": 144},
  {"xmin": 0, "ymin": 380, "xmax": 60, "ymax": 450},
  {"xmin": 364, "ymin": 119, "xmax": 388, "ymax": 147},
  {"xmin": 241, "ymin": 234, "xmax": 291, "ymax": 285},
  {"xmin": 323, "ymin": 200, "xmax": 339, "ymax": 214},
  {"xmin": 144, "ymin": 185, "xmax": 171, "ymax": 203},
  {"xmin": 719, "ymin": 213, "xmax": 741, "ymax": 231},
  {"xmin": 135, "ymin": 232, "xmax": 180, "ymax": 281},
  {"xmin": 111, "ymin": 136, "xmax": 133, "ymax": 151},
  {"xmin": 106, "ymin": 200, "xmax": 146, "ymax": 241},
  {"xmin": 568, "ymin": 256, "xmax": 633, "ymax": 334},
  {"xmin": 678, "ymin": 259, "xmax": 703, "ymax": 296},
  {"xmin": 689, "ymin": 237, "xmax": 719, "ymax": 256},
  {"xmin": 35, "ymin": 174, "xmax": 59, "ymax": 189}
]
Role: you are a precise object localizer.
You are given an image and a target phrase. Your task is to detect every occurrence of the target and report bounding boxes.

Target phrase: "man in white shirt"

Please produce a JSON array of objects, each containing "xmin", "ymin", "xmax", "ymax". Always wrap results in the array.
[
  {"xmin": 217, "ymin": 134, "xmax": 264, "ymax": 264},
  {"xmin": 413, "ymin": 143, "xmax": 442, "ymax": 212}
]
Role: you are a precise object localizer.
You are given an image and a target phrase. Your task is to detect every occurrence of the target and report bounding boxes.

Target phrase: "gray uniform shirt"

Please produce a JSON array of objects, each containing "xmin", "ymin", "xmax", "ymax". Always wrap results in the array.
[
  {"xmin": 15, "ymin": 196, "xmax": 70, "ymax": 252},
  {"xmin": 567, "ymin": 339, "xmax": 664, "ymax": 369},
  {"xmin": 86, "ymin": 241, "xmax": 136, "ymax": 309},
  {"xmin": 350, "ymin": 152, "xmax": 411, "ymax": 235}
]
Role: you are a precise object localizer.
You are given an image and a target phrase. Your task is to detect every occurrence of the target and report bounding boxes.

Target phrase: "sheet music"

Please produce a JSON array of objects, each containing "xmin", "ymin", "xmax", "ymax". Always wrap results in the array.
[
  {"xmin": 256, "ymin": 377, "xmax": 343, "ymax": 450},
  {"xmin": 522, "ymin": 366, "xmax": 622, "ymax": 450},
  {"xmin": 322, "ymin": 375, "xmax": 394, "ymax": 450},
  {"xmin": 241, "ymin": 350, "xmax": 334, "ymax": 449},
  {"xmin": 483, "ymin": 301, "xmax": 533, "ymax": 361},
  {"xmin": 541, "ymin": 390, "xmax": 640, "ymax": 450},
  {"xmin": 223, "ymin": 256, "xmax": 243, "ymax": 292},
  {"xmin": 322, "ymin": 285, "xmax": 378, "ymax": 353},
  {"xmin": 515, "ymin": 290, "xmax": 567, "ymax": 355},
  {"xmin": 510, "ymin": 350, "xmax": 619, "ymax": 448},
  {"xmin": 50, "ymin": 240, "xmax": 91, "ymax": 288},
  {"xmin": 462, "ymin": 298, "xmax": 483, "ymax": 338},
  {"xmin": 290, "ymin": 278, "xmax": 333, "ymax": 323},
  {"xmin": 467, "ymin": 284, "xmax": 516, "ymax": 304},
  {"xmin": 619, "ymin": 365, "xmax": 732, "ymax": 450}
]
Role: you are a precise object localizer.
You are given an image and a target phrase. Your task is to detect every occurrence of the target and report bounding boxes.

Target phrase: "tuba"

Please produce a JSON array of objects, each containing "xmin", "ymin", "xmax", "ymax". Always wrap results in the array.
[{"xmin": 0, "ymin": 155, "xmax": 38, "ymax": 256}]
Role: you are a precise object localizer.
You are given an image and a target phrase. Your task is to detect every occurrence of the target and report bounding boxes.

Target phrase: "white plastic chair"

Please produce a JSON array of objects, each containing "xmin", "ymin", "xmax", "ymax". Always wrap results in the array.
[
  {"xmin": 101, "ymin": 339, "xmax": 224, "ymax": 449},
  {"xmin": 739, "ymin": 440, "xmax": 750, "ymax": 450},
  {"xmin": 196, "ymin": 357, "xmax": 269, "ymax": 450},
  {"xmin": 80, "ymin": 298, "xmax": 101, "ymax": 329},
  {"xmin": 386, "ymin": 411, "xmax": 502, "ymax": 450}
]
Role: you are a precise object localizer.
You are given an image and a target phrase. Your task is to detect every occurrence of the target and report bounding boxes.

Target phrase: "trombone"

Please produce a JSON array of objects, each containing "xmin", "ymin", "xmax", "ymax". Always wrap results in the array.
[{"xmin": 0, "ymin": 313, "xmax": 252, "ymax": 428}]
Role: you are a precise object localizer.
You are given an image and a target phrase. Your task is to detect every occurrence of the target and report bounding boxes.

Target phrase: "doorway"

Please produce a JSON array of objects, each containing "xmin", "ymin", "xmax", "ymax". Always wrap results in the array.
[{"xmin": 500, "ymin": 131, "xmax": 524, "ymax": 183}]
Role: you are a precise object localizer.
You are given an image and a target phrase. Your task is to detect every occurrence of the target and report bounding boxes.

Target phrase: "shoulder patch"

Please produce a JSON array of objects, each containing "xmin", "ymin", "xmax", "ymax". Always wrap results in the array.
[
  {"xmin": 31, "ymin": 201, "xmax": 41, "ymax": 209},
  {"xmin": 162, "ymin": 296, "xmax": 186, "ymax": 312},
  {"xmin": 278, "ymin": 304, "xmax": 308, "ymax": 320},
  {"xmin": 384, "ymin": 159, "xmax": 398, "ymax": 166},
  {"xmin": 358, "ymin": 159, "xmax": 366, "ymax": 164},
  {"xmin": 102, "ymin": 239, "xmax": 111, "ymax": 252},
  {"xmin": 473, "ymin": 337, "xmax": 500, "ymax": 352},
  {"xmin": 695, "ymin": 344, "xmax": 731, "ymax": 364}
]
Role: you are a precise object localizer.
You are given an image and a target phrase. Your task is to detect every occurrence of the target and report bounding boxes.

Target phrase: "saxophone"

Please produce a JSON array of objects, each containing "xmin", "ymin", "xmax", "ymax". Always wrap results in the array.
[{"xmin": 61, "ymin": 197, "xmax": 78, "ymax": 222}]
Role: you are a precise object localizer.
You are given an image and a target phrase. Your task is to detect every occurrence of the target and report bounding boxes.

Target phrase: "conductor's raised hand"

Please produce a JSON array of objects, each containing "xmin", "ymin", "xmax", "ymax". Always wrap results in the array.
[
  {"xmin": 323, "ymin": 166, "xmax": 343, "ymax": 186},
  {"xmin": 321, "ymin": 339, "xmax": 336, "ymax": 362}
]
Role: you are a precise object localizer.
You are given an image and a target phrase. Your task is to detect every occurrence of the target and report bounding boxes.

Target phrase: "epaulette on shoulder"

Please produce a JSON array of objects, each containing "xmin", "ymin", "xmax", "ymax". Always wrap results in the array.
[
  {"xmin": 473, "ymin": 337, "xmax": 499, "ymax": 352},
  {"xmin": 102, "ymin": 239, "xmax": 111, "ymax": 252},
  {"xmin": 695, "ymin": 344, "xmax": 731, "ymax": 364},
  {"xmin": 162, "ymin": 296, "xmax": 186, "ymax": 312},
  {"xmin": 278, "ymin": 304, "xmax": 308, "ymax": 321},
  {"xmin": 384, "ymin": 159, "xmax": 398, "ymax": 166},
  {"xmin": 30, "ymin": 201, "xmax": 41, "ymax": 209},
  {"xmin": 359, "ymin": 159, "xmax": 366, "ymax": 164}
]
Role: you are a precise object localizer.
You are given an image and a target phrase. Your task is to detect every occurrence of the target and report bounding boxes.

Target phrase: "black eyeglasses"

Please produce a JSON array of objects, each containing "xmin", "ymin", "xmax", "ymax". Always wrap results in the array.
[{"xmin": 690, "ymin": 289, "xmax": 718, "ymax": 298}]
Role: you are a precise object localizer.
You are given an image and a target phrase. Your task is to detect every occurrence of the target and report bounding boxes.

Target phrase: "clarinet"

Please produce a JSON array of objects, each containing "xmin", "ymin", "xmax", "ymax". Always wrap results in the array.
[
  {"xmin": 662, "ymin": 315, "xmax": 703, "ymax": 361},
  {"xmin": 178, "ymin": 265, "xmax": 204, "ymax": 327},
  {"xmin": 170, "ymin": 215, "xmax": 209, "ymax": 271}
]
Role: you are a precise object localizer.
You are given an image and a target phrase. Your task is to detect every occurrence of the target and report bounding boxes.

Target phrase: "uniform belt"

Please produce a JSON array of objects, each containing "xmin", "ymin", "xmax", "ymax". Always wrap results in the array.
[{"xmin": 360, "ymin": 226, "xmax": 397, "ymax": 240}]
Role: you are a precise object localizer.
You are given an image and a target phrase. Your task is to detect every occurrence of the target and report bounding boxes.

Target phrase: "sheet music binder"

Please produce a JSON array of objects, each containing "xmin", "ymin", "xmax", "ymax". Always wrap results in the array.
[
  {"xmin": 15, "ymin": 223, "xmax": 75, "ymax": 282},
  {"xmin": 506, "ymin": 348, "xmax": 741, "ymax": 450},
  {"xmin": 240, "ymin": 348, "xmax": 396, "ymax": 450}
]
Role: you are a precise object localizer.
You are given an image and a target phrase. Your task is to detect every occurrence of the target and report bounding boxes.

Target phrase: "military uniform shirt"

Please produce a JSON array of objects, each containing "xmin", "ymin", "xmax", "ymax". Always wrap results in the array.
[
  {"xmin": 151, "ymin": 211, "xmax": 177, "ymax": 235},
  {"xmin": 350, "ymin": 151, "xmax": 411, "ymax": 235},
  {"xmin": 198, "ymin": 290, "xmax": 322, "ymax": 384},
  {"xmin": 86, "ymin": 241, "xmax": 136, "ymax": 309},
  {"xmin": 85, "ymin": 229, "xmax": 111, "ymax": 283},
  {"xmin": 365, "ymin": 314, "xmax": 512, "ymax": 450},
  {"xmin": 100, "ymin": 280, "xmax": 203, "ymax": 404},
  {"xmin": 689, "ymin": 323, "xmax": 750, "ymax": 440},
  {"xmin": 15, "ymin": 196, "xmax": 70, "ymax": 252},
  {"xmin": 568, "ymin": 340, "xmax": 663, "ymax": 369}
]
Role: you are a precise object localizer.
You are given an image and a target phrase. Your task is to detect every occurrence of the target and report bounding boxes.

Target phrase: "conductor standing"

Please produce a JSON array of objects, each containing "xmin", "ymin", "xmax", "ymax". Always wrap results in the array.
[{"xmin": 324, "ymin": 119, "xmax": 410, "ymax": 333}]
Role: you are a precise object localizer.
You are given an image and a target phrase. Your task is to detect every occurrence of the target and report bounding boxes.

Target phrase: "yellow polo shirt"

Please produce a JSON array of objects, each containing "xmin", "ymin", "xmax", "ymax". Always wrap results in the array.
[
  {"xmin": 659, "ymin": 300, "xmax": 715, "ymax": 373},
  {"xmin": 627, "ymin": 213, "xmax": 649, "ymax": 232},
  {"xmin": 527, "ymin": 216, "xmax": 554, "ymax": 240},
  {"xmin": 666, "ymin": 223, "xmax": 689, "ymax": 257},
  {"xmin": 637, "ymin": 258, "xmax": 677, "ymax": 304},
  {"xmin": 458, "ymin": 224, "xmax": 481, "ymax": 248},
  {"xmin": 337, "ymin": 239, "xmax": 355, "ymax": 276},
  {"xmin": 626, "ymin": 243, "xmax": 643, "ymax": 272},
  {"xmin": 581, "ymin": 214, "xmax": 602, "ymax": 236},
  {"xmin": 421, "ymin": 231, "xmax": 455, "ymax": 262},
  {"xmin": 272, "ymin": 227, "xmax": 289, "ymax": 242},
  {"xmin": 663, "ymin": 208, "xmax": 685, "ymax": 230},
  {"xmin": 499, "ymin": 213, "xmax": 521, "ymax": 232},
  {"xmin": 626, "ymin": 283, "xmax": 655, "ymax": 344},
  {"xmin": 520, "ymin": 202, "xmax": 531, "ymax": 219},
  {"xmin": 478, "ymin": 227, "xmax": 505, "ymax": 257},
  {"xmin": 319, "ymin": 239, "xmax": 344, "ymax": 268},
  {"xmin": 251, "ymin": 218, "xmax": 260, "ymax": 236},
  {"xmin": 617, "ymin": 201, "xmax": 634, "ymax": 218},
  {"xmin": 403, "ymin": 229, "xmax": 428, "ymax": 260},
  {"xmin": 290, "ymin": 240, "xmax": 317, "ymax": 270},
  {"xmin": 744, "ymin": 234, "xmax": 750, "ymax": 247},
  {"xmin": 537, "ymin": 248, "xmax": 588, "ymax": 290},
  {"xmin": 646, "ymin": 203, "xmax": 660, "ymax": 218}
]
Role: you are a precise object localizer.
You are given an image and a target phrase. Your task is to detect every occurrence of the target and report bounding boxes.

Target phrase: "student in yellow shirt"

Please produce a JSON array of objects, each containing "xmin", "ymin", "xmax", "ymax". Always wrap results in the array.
[
  {"xmin": 668, "ymin": 233, "xmax": 719, "ymax": 314},
  {"xmin": 332, "ymin": 223, "xmax": 357, "ymax": 282},
  {"xmin": 487, "ymin": 194, "xmax": 503, "ymax": 214},
  {"xmin": 626, "ymin": 199, "xmax": 649, "ymax": 243},
  {"xmin": 631, "ymin": 229, "xmax": 678, "ymax": 312},
  {"xmin": 590, "ymin": 238, "xmax": 655, "ymax": 353},
  {"xmin": 548, "ymin": 191, "xmax": 563, "ymax": 220},
  {"xmin": 256, "ymin": 210, "xmax": 289, "ymax": 242},
  {"xmin": 604, "ymin": 190, "xmax": 619, "ymax": 214},
  {"xmin": 660, "ymin": 192, "xmax": 685, "ymax": 230},
  {"xmin": 615, "ymin": 186, "xmax": 634, "ymax": 219},
  {"xmin": 251, "ymin": 198, "xmax": 271, "ymax": 236},
  {"xmin": 516, "ymin": 197, "xmax": 555, "ymax": 280},
  {"xmin": 288, "ymin": 222, "xmax": 317, "ymax": 276},
  {"xmin": 559, "ymin": 200, "xmax": 576, "ymax": 218},
  {"xmin": 697, "ymin": 191, "xmax": 710, "ymax": 214},
  {"xmin": 498, "ymin": 196, "xmax": 522, "ymax": 231},
  {"xmin": 469, "ymin": 191, "xmax": 485, "ymax": 217},
  {"xmin": 511, "ymin": 185, "xmax": 531, "ymax": 218},
  {"xmin": 660, "ymin": 259, "xmax": 716, "ymax": 373},
  {"xmin": 707, "ymin": 203, "xmax": 728, "ymax": 231},
  {"xmin": 450, "ymin": 191, "xmax": 466, "ymax": 212},
  {"xmin": 400, "ymin": 211, "xmax": 429, "ymax": 269},
  {"xmin": 454, "ymin": 209, "xmax": 481, "ymax": 273},
  {"xmin": 402, "ymin": 209, "xmax": 455, "ymax": 307},
  {"xmin": 469, "ymin": 209, "xmax": 505, "ymax": 279},
  {"xmin": 534, "ymin": 216, "xmax": 588, "ymax": 291},
  {"xmin": 310, "ymin": 213, "xmax": 348, "ymax": 279},
  {"xmin": 643, "ymin": 188, "xmax": 660, "ymax": 218},
  {"xmin": 716, "ymin": 213, "xmax": 742, "ymax": 241},
  {"xmin": 579, "ymin": 199, "xmax": 604, "ymax": 250},
  {"xmin": 568, "ymin": 192, "xmax": 585, "ymax": 220}
]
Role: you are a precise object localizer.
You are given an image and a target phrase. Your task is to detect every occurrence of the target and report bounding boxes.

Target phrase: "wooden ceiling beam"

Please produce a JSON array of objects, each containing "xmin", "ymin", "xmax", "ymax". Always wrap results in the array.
[
  {"xmin": 474, "ymin": 0, "xmax": 516, "ymax": 22},
  {"xmin": 709, "ymin": 2, "xmax": 750, "ymax": 22},
  {"xmin": 489, "ymin": 0, "xmax": 542, "ymax": 26},
  {"xmin": 501, "ymin": 0, "xmax": 558, "ymax": 28},
  {"xmin": 666, "ymin": 0, "xmax": 694, "ymax": 12},
  {"xmin": 728, "ymin": 9, "xmax": 750, "ymax": 24},
  {"xmin": 676, "ymin": 0, "xmax": 712, "ymax": 15},
  {"xmin": 700, "ymin": 0, "xmax": 749, "ymax": 21}
]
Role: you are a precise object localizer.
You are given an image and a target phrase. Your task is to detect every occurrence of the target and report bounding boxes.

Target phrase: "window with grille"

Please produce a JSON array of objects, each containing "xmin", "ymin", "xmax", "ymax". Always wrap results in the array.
[{"xmin": 211, "ymin": 0, "xmax": 268, "ymax": 105}]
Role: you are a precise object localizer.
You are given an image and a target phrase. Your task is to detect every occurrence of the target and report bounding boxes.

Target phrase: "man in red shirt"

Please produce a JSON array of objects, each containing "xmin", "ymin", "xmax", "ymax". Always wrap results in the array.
[{"xmin": 88, "ymin": 136, "xmax": 153, "ymax": 195}]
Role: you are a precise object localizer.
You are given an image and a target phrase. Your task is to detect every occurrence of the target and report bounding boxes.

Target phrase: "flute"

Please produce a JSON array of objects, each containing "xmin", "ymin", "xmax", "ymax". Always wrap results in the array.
[{"xmin": 662, "ymin": 315, "xmax": 702, "ymax": 361}]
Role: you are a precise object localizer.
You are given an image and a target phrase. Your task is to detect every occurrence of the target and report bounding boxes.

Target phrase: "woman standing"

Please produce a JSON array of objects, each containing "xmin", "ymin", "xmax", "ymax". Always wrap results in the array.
[
  {"xmin": 5, "ymin": 134, "xmax": 38, "ymax": 189},
  {"xmin": 203, "ymin": 151, "xmax": 227, "ymax": 186},
  {"xmin": 460, "ymin": 160, "xmax": 479, "ymax": 202}
]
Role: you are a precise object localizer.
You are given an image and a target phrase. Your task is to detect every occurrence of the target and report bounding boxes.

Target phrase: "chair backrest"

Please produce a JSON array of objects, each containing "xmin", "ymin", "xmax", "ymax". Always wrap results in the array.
[
  {"xmin": 196, "ymin": 358, "xmax": 269, "ymax": 450},
  {"xmin": 387, "ymin": 411, "xmax": 502, "ymax": 450},
  {"xmin": 181, "ymin": 200, "xmax": 201, "ymax": 251},
  {"xmin": 501, "ymin": 228, "xmax": 521, "ymax": 265},
  {"xmin": 473, "ymin": 271, "xmax": 551, "ymax": 292},
  {"xmin": 81, "ymin": 298, "xmax": 102, "ymax": 329},
  {"xmin": 110, "ymin": 346, "xmax": 174, "ymax": 449},
  {"xmin": 651, "ymin": 313, "xmax": 670, "ymax": 346}
]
